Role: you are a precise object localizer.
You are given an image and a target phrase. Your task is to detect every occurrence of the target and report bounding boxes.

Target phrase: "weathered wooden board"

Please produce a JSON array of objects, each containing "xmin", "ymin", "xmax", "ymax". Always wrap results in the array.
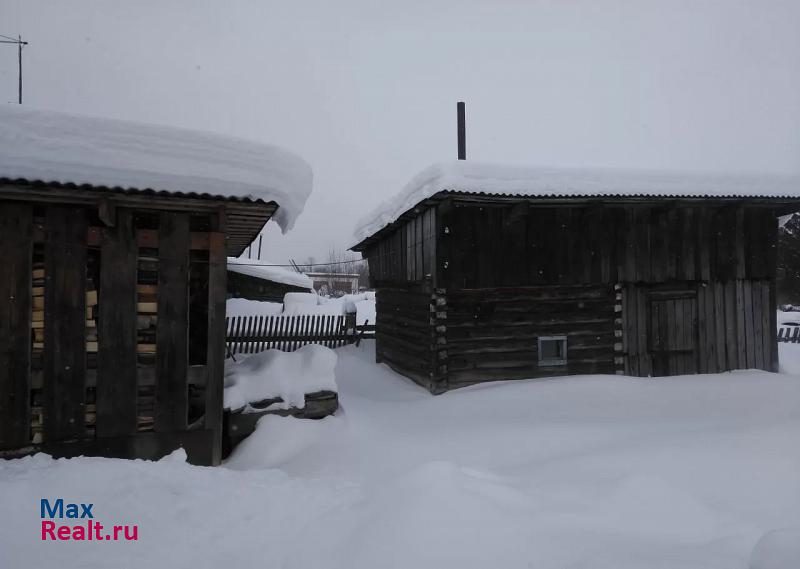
[
  {"xmin": 97, "ymin": 209, "xmax": 138, "ymax": 437},
  {"xmin": 44, "ymin": 206, "xmax": 88, "ymax": 442},
  {"xmin": 205, "ymin": 231, "xmax": 226, "ymax": 465},
  {"xmin": 155, "ymin": 212, "xmax": 189, "ymax": 432},
  {"xmin": 0, "ymin": 204, "xmax": 33, "ymax": 447}
]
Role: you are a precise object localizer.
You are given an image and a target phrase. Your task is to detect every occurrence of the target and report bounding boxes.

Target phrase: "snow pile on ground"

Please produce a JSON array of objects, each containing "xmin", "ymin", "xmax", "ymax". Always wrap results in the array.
[
  {"xmin": 777, "ymin": 309, "xmax": 800, "ymax": 326},
  {"xmin": 227, "ymin": 257, "xmax": 312, "ymax": 289},
  {"xmin": 0, "ymin": 106, "xmax": 312, "ymax": 232},
  {"xmin": 282, "ymin": 292, "xmax": 330, "ymax": 315},
  {"xmin": 3, "ymin": 343, "xmax": 800, "ymax": 569},
  {"xmin": 226, "ymin": 297, "xmax": 284, "ymax": 317},
  {"xmin": 226, "ymin": 291, "xmax": 375, "ymax": 323},
  {"xmin": 282, "ymin": 291, "xmax": 375, "ymax": 320},
  {"xmin": 333, "ymin": 292, "xmax": 374, "ymax": 318},
  {"xmin": 777, "ymin": 311, "xmax": 800, "ymax": 374},
  {"xmin": 352, "ymin": 292, "xmax": 376, "ymax": 325},
  {"xmin": 223, "ymin": 344, "xmax": 337, "ymax": 411},
  {"xmin": 353, "ymin": 160, "xmax": 800, "ymax": 243}
]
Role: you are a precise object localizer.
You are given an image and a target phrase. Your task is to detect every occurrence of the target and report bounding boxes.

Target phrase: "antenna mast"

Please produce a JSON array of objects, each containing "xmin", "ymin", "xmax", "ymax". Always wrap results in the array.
[{"xmin": 0, "ymin": 33, "xmax": 28, "ymax": 104}]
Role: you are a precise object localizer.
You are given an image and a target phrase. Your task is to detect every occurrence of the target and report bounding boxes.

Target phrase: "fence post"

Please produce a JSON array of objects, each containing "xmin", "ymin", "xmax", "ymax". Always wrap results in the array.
[{"xmin": 345, "ymin": 312, "xmax": 357, "ymax": 345}]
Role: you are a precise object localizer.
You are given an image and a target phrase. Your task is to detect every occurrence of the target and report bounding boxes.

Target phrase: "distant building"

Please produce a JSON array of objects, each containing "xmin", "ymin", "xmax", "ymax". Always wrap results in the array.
[
  {"xmin": 227, "ymin": 258, "xmax": 312, "ymax": 302},
  {"xmin": 351, "ymin": 161, "xmax": 800, "ymax": 394},
  {"xmin": 305, "ymin": 272, "xmax": 360, "ymax": 296}
]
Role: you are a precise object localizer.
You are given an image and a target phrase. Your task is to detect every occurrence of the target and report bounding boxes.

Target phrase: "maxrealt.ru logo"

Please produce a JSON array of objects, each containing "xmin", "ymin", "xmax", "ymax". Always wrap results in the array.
[{"xmin": 40, "ymin": 499, "xmax": 138, "ymax": 541}]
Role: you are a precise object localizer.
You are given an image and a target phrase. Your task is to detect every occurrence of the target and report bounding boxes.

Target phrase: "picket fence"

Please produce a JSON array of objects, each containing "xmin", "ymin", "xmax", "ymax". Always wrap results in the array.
[
  {"xmin": 225, "ymin": 313, "xmax": 373, "ymax": 356},
  {"xmin": 777, "ymin": 325, "xmax": 800, "ymax": 343}
]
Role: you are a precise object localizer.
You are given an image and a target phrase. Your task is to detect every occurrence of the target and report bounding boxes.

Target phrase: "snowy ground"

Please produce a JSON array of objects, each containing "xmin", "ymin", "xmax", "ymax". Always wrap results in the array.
[{"xmin": 2, "ymin": 343, "xmax": 800, "ymax": 568}]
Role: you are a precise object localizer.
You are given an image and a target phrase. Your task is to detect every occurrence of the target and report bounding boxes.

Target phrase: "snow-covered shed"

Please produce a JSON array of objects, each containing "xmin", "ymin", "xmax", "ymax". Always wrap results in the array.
[
  {"xmin": 227, "ymin": 257, "xmax": 312, "ymax": 302},
  {"xmin": 351, "ymin": 161, "xmax": 800, "ymax": 394},
  {"xmin": 0, "ymin": 106, "xmax": 312, "ymax": 465}
]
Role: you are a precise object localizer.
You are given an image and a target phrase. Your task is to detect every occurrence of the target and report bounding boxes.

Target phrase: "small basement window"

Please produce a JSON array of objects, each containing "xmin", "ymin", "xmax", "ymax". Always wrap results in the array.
[{"xmin": 538, "ymin": 336, "xmax": 567, "ymax": 366}]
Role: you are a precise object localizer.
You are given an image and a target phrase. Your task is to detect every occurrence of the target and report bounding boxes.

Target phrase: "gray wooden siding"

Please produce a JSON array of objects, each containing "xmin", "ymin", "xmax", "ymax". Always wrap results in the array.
[{"xmin": 365, "ymin": 207, "xmax": 436, "ymax": 286}]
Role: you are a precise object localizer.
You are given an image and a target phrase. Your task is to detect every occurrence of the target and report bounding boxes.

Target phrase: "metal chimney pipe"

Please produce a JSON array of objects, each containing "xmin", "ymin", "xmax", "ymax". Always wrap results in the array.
[{"xmin": 457, "ymin": 102, "xmax": 466, "ymax": 160}]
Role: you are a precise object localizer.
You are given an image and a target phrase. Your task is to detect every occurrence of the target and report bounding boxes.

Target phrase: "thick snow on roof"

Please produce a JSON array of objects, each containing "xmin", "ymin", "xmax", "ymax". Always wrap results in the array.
[
  {"xmin": 353, "ymin": 161, "xmax": 800, "ymax": 244},
  {"xmin": 0, "ymin": 106, "xmax": 313, "ymax": 233},
  {"xmin": 227, "ymin": 257, "xmax": 312, "ymax": 289}
]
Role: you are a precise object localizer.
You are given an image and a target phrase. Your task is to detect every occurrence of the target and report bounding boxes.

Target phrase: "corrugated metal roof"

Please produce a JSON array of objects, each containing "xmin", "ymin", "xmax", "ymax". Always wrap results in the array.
[
  {"xmin": 0, "ymin": 177, "xmax": 271, "ymax": 203},
  {"xmin": 351, "ymin": 161, "xmax": 800, "ymax": 250}
]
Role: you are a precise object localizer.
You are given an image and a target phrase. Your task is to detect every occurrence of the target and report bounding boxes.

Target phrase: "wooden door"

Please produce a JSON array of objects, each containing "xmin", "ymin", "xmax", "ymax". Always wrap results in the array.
[{"xmin": 649, "ymin": 295, "xmax": 698, "ymax": 376}]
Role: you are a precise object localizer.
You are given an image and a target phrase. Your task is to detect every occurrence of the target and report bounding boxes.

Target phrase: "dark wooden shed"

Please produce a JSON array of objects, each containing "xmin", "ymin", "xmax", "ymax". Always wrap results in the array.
[
  {"xmin": 0, "ymin": 107, "xmax": 311, "ymax": 464},
  {"xmin": 351, "ymin": 162, "xmax": 800, "ymax": 394},
  {"xmin": 227, "ymin": 259, "xmax": 312, "ymax": 302}
]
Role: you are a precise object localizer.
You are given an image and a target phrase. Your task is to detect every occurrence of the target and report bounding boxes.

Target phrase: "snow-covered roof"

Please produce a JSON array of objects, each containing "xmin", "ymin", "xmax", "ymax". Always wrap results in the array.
[
  {"xmin": 0, "ymin": 106, "xmax": 313, "ymax": 233},
  {"xmin": 227, "ymin": 258, "xmax": 312, "ymax": 289},
  {"xmin": 352, "ymin": 161, "xmax": 800, "ymax": 245}
]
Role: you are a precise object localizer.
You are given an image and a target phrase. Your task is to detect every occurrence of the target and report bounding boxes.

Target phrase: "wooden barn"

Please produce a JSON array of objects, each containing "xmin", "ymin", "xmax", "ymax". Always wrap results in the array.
[
  {"xmin": 0, "ymin": 106, "xmax": 311, "ymax": 464},
  {"xmin": 351, "ymin": 161, "xmax": 800, "ymax": 394},
  {"xmin": 227, "ymin": 258, "xmax": 312, "ymax": 302}
]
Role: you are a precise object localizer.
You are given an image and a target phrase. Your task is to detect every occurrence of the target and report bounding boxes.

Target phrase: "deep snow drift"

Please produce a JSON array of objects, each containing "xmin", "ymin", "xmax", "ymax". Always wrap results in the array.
[
  {"xmin": 2, "ymin": 343, "xmax": 800, "ymax": 569},
  {"xmin": 0, "ymin": 106, "xmax": 313, "ymax": 232},
  {"xmin": 224, "ymin": 344, "xmax": 337, "ymax": 411}
]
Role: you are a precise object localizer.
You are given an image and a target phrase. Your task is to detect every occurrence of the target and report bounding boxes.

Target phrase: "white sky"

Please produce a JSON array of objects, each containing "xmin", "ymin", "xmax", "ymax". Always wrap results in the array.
[{"xmin": 1, "ymin": 0, "xmax": 799, "ymax": 262}]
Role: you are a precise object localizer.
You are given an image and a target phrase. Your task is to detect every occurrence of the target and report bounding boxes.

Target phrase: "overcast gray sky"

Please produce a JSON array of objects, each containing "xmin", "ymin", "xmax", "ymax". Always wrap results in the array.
[{"xmin": 2, "ymin": 0, "xmax": 800, "ymax": 262}]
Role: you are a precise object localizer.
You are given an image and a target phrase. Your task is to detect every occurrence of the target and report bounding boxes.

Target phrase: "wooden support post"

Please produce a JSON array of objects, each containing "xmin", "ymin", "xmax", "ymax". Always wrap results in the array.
[
  {"xmin": 44, "ymin": 206, "xmax": 88, "ymax": 442},
  {"xmin": 155, "ymin": 212, "xmax": 190, "ymax": 432},
  {"xmin": 97, "ymin": 209, "xmax": 138, "ymax": 437},
  {"xmin": 205, "ymin": 230, "xmax": 227, "ymax": 465},
  {"xmin": 0, "ymin": 204, "xmax": 33, "ymax": 447}
]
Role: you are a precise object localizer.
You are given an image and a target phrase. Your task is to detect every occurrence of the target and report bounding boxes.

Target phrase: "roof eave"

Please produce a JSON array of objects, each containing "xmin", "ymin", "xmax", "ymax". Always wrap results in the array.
[
  {"xmin": 351, "ymin": 190, "xmax": 800, "ymax": 251},
  {"xmin": 0, "ymin": 179, "xmax": 278, "ymax": 257}
]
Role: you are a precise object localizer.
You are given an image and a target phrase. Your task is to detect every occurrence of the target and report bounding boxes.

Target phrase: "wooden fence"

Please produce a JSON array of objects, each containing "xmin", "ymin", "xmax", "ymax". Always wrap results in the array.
[
  {"xmin": 225, "ymin": 314, "xmax": 375, "ymax": 356},
  {"xmin": 777, "ymin": 325, "xmax": 800, "ymax": 343}
]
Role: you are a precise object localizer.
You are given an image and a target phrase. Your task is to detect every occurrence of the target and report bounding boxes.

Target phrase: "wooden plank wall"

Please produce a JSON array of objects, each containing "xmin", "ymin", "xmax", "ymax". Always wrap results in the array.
[
  {"xmin": 96, "ymin": 209, "xmax": 138, "ymax": 437},
  {"xmin": 438, "ymin": 202, "xmax": 620, "ymax": 289},
  {"xmin": 155, "ymin": 212, "xmax": 190, "ymax": 432},
  {"xmin": 43, "ymin": 206, "xmax": 88, "ymax": 442},
  {"xmin": 0, "ymin": 204, "xmax": 33, "ymax": 447},
  {"xmin": 436, "ymin": 203, "xmax": 774, "ymax": 289},
  {"xmin": 365, "ymin": 207, "xmax": 436, "ymax": 286},
  {"xmin": 445, "ymin": 285, "xmax": 617, "ymax": 388},
  {"xmin": 623, "ymin": 280, "xmax": 775, "ymax": 375}
]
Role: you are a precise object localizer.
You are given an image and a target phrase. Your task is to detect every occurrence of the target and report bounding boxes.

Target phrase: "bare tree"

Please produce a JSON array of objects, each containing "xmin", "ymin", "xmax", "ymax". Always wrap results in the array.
[{"xmin": 297, "ymin": 247, "xmax": 370, "ymax": 291}]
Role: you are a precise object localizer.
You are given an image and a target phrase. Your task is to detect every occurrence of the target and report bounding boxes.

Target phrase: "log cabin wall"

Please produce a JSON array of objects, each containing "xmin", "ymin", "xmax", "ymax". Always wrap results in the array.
[
  {"xmin": 373, "ymin": 282, "xmax": 445, "ymax": 393},
  {"xmin": 445, "ymin": 285, "xmax": 617, "ymax": 390},
  {"xmin": 362, "ymin": 197, "xmax": 779, "ymax": 392},
  {"xmin": 0, "ymin": 199, "xmax": 228, "ymax": 465}
]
